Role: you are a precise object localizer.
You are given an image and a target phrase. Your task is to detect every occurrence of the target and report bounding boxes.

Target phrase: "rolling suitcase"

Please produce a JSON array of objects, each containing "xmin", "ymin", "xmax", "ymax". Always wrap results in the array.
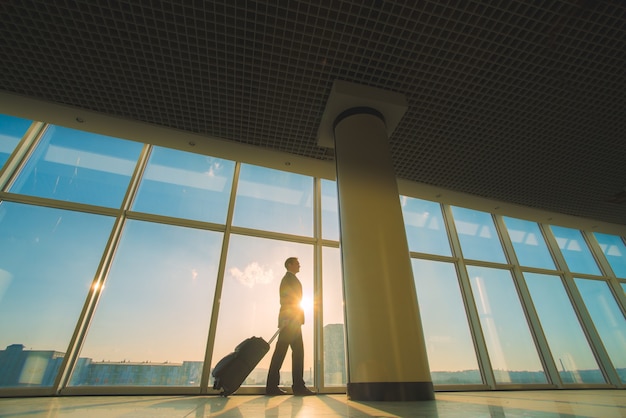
[{"xmin": 212, "ymin": 328, "xmax": 281, "ymax": 396}]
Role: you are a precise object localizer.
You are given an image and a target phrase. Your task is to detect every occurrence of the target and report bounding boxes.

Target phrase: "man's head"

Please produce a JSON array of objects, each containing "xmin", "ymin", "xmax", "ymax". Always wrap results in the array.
[{"xmin": 285, "ymin": 257, "xmax": 300, "ymax": 273}]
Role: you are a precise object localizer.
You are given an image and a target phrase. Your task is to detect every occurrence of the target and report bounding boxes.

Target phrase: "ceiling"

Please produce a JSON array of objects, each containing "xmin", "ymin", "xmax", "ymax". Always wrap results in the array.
[{"xmin": 1, "ymin": 1, "xmax": 625, "ymax": 225}]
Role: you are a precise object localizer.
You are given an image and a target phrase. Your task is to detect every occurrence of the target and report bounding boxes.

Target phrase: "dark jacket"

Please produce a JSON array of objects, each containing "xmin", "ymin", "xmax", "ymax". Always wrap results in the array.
[{"xmin": 278, "ymin": 271, "xmax": 305, "ymax": 326}]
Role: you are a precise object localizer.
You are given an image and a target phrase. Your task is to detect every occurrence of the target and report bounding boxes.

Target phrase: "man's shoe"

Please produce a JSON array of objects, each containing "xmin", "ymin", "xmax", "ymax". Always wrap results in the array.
[
  {"xmin": 265, "ymin": 387, "xmax": 287, "ymax": 396},
  {"xmin": 292, "ymin": 386, "xmax": 316, "ymax": 396}
]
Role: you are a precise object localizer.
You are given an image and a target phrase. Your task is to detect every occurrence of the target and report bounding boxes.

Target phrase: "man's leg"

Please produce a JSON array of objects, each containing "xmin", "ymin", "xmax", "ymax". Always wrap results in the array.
[
  {"xmin": 266, "ymin": 326, "xmax": 295, "ymax": 393},
  {"xmin": 290, "ymin": 326, "xmax": 315, "ymax": 395},
  {"xmin": 290, "ymin": 326, "xmax": 305, "ymax": 388}
]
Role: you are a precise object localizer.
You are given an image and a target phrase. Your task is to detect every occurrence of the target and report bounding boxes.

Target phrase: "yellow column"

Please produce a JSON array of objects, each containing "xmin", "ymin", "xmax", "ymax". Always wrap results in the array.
[{"xmin": 318, "ymin": 81, "xmax": 433, "ymax": 401}]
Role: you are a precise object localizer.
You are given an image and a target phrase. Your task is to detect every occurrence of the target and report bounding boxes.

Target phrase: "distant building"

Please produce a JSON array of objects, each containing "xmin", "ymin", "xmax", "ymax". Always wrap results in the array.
[
  {"xmin": 0, "ymin": 344, "xmax": 202, "ymax": 387},
  {"xmin": 71, "ymin": 358, "xmax": 203, "ymax": 386},
  {"xmin": 0, "ymin": 344, "xmax": 64, "ymax": 387},
  {"xmin": 324, "ymin": 324, "xmax": 346, "ymax": 385}
]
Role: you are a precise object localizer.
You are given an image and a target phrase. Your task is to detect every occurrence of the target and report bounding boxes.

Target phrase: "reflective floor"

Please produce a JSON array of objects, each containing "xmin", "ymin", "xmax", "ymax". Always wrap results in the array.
[{"xmin": 0, "ymin": 390, "xmax": 624, "ymax": 417}]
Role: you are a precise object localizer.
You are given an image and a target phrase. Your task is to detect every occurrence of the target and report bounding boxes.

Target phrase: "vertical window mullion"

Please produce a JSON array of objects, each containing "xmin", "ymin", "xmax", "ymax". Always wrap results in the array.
[
  {"xmin": 55, "ymin": 143, "xmax": 153, "ymax": 393},
  {"xmin": 442, "ymin": 204, "xmax": 495, "ymax": 389},
  {"xmin": 541, "ymin": 224, "xmax": 622, "ymax": 387},
  {"xmin": 199, "ymin": 161, "xmax": 242, "ymax": 393},
  {"xmin": 494, "ymin": 215, "xmax": 561, "ymax": 387},
  {"xmin": 313, "ymin": 177, "xmax": 324, "ymax": 391},
  {"xmin": 0, "ymin": 121, "xmax": 45, "ymax": 191}
]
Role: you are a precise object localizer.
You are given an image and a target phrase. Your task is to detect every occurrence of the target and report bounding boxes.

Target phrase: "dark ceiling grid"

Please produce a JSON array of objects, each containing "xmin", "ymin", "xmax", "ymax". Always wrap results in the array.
[{"xmin": 0, "ymin": 1, "xmax": 625, "ymax": 225}]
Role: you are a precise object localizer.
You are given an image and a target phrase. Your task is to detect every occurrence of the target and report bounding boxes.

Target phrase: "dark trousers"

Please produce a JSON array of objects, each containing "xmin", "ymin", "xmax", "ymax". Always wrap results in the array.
[{"xmin": 266, "ymin": 321, "xmax": 305, "ymax": 389}]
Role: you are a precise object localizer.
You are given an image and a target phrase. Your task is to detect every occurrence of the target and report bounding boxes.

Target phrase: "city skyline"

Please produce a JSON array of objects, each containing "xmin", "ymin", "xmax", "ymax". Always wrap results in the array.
[{"xmin": 3, "ymin": 342, "xmax": 619, "ymax": 388}]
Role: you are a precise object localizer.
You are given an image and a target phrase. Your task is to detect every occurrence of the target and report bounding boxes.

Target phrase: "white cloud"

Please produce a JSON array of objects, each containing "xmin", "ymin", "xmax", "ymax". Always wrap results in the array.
[
  {"xmin": 0, "ymin": 268, "xmax": 13, "ymax": 303},
  {"xmin": 229, "ymin": 262, "xmax": 274, "ymax": 288}
]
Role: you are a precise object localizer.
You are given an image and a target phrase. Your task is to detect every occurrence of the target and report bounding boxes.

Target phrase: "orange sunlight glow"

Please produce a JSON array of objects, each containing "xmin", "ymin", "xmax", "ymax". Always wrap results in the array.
[{"xmin": 300, "ymin": 296, "xmax": 313, "ymax": 313}]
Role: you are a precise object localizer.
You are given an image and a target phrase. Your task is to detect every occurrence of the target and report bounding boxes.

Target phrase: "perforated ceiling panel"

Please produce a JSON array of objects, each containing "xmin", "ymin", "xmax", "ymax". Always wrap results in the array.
[{"xmin": 1, "ymin": 1, "xmax": 625, "ymax": 225}]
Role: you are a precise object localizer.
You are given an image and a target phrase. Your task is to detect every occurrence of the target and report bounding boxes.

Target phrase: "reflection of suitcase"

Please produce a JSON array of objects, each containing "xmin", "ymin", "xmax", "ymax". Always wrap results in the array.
[{"xmin": 212, "ymin": 329, "xmax": 280, "ymax": 396}]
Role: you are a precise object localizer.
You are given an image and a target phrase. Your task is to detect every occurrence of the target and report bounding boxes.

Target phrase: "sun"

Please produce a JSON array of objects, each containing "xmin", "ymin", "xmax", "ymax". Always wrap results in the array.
[{"xmin": 300, "ymin": 296, "xmax": 313, "ymax": 313}]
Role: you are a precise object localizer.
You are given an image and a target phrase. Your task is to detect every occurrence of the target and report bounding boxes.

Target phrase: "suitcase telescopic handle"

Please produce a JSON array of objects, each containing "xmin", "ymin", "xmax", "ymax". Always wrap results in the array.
[{"xmin": 268, "ymin": 328, "xmax": 282, "ymax": 345}]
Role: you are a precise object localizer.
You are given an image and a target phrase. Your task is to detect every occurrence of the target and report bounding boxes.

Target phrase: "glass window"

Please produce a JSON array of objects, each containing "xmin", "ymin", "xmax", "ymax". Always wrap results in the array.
[
  {"xmin": 412, "ymin": 259, "xmax": 481, "ymax": 384},
  {"xmin": 0, "ymin": 114, "xmax": 32, "ymax": 169},
  {"xmin": 524, "ymin": 273, "xmax": 604, "ymax": 384},
  {"xmin": 550, "ymin": 226, "xmax": 601, "ymax": 275},
  {"xmin": 403, "ymin": 197, "xmax": 451, "ymax": 256},
  {"xmin": 232, "ymin": 164, "xmax": 313, "ymax": 237},
  {"xmin": 451, "ymin": 207, "xmax": 506, "ymax": 263},
  {"xmin": 132, "ymin": 146, "xmax": 235, "ymax": 224},
  {"xmin": 322, "ymin": 246, "xmax": 346, "ymax": 386},
  {"xmin": 503, "ymin": 217, "xmax": 555, "ymax": 269},
  {"xmin": 9, "ymin": 125, "xmax": 143, "ymax": 208},
  {"xmin": 593, "ymin": 233, "xmax": 626, "ymax": 278},
  {"xmin": 0, "ymin": 202, "xmax": 114, "ymax": 388},
  {"xmin": 321, "ymin": 179, "xmax": 339, "ymax": 241},
  {"xmin": 575, "ymin": 278, "xmax": 626, "ymax": 383},
  {"xmin": 211, "ymin": 235, "xmax": 314, "ymax": 388},
  {"xmin": 467, "ymin": 266, "xmax": 547, "ymax": 384},
  {"xmin": 70, "ymin": 220, "xmax": 223, "ymax": 386}
]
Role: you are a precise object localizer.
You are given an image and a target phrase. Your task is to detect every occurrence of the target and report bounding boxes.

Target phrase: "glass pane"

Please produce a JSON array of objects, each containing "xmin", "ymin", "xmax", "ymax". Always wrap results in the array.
[
  {"xmin": 575, "ymin": 278, "xmax": 626, "ymax": 383},
  {"xmin": 322, "ymin": 246, "xmax": 346, "ymax": 386},
  {"xmin": 71, "ymin": 220, "xmax": 222, "ymax": 386},
  {"xmin": 0, "ymin": 114, "xmax": 32, "ymax": 169},
  {"xmin": 412, "ymin": 259, "xmax": 481, "ymax": 384},
  {"xmin": 402, "ymin": 197, "xmax": 451, "ymax": 256},
  {"xmin": 550, "ymin": 226, "xmax": 600, "ymax": 275},
  {"xmin": 232, "ymin": 164, "xmax": 313, "ymax": 237},
  {"xmin": 132, "ymin": 146, "xmax": 235, "ymax": 224},
  {"xmin": 524, "ymin": 273, "xmax": 604, "ymax": 384},
  {"xmin": 9, "ymin": 125, "xmax": 143, "ymax": 208},
  {"xmin": 321, "ymin": 179, "xmax": 339, "ymax": 241},
  {"xmin": 467, "ymin": 266, "xmax": 547, "ymax": 384},
  {"xmin": 212, "ymin": 235, "xmax": 313, "ymax": 388},
  {"xmin": 451, "ymin": 207, "xmax": 506, "ymax": 263},
  {"xmin": 593, "ymin": 233, "xmax": 626, "ymax": 278},
  {"xmin": 503, "ymin": 217, "xmax": 555, "ymax": 269},
  {"xmin": 0, "ymin": 202, "xmax": 114, "ymax": 388}
]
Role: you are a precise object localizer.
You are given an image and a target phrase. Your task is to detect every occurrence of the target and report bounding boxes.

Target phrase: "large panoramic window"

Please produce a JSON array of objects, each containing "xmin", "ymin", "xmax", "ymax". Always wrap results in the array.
[
  {"xmin": 412, "ymin": 259, "xmax": 481, "ymax": 384},
  {"xmin": 593, "ymin": 232, "xmax": 626, "ymax": 278},
  {"xmin": 322, "ymin": 246, "xmax": 346, "ymax": 386},
  {"xmin": 574, "ymin": 278, "xmax": 626, "ymax": 383},
  {"xmin": 503, "ymin": 217, "xmax": 555, "ymax": 270},
  {"xmin": 524, "ymin": 273, "xmax": 603, "ymax": 384},
  {"xmin": 2, "ymin": 114, "xmax": 625, "ymax": 395},
  {"xmin": 132, "ymin": 146, "xmax": 235, "ymax": 224},
  {"xmin": 0, "ymin": 115, "xmax": 32, "ymax": 170},
  {"xmin": 550, "ymin": 226, "xmax": 601, "ymax": 275},
  {"xmin": 0, "ymin": 202, "xmax": 114, "ymax": 388},
  {"xmin": 451, "ymin": 207, "xmax": 506, "ymax": 263},
  {"xmin": 211, "ymin": 235, "xmax": 314, "ymax": 388},
  {"xmin": 403, "ymin": 197, "xmax": 451, "ymax": 256},
  {"xmin": 467, "ymin": 266, "xmax": 547, "ymax": 384},
  {"xmin": 232, "ymin": 164, "xmax": 314, "ymax": 237},
  {"xmin": 71, "ymin": 220, "xmax": 223, "ymax": 386},
  {"xmin": 9, "ymin": 126, "xmax": 143, "ymax": 208}
]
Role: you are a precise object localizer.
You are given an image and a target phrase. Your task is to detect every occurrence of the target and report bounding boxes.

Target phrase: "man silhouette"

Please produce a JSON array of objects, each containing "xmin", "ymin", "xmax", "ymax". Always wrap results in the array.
[{"xmin": 265, "ymin": 257, "xmax": 315, "ymax": 396}]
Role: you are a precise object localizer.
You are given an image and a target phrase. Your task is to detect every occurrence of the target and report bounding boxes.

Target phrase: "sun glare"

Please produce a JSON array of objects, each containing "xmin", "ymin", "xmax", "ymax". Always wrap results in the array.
[{"xmin": 300, "ymin": 296, "xmax": 313, "ymax": 313}]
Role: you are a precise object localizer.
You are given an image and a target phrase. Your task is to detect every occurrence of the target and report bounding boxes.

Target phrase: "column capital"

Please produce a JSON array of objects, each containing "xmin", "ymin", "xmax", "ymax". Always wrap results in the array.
[
  {"xmin": 317, "ymin": 80, "xmax": 407, "ymax": 149},
  {"xmin": 333, "ymin": 107, "xmax": 385, "ymax": 131}
]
